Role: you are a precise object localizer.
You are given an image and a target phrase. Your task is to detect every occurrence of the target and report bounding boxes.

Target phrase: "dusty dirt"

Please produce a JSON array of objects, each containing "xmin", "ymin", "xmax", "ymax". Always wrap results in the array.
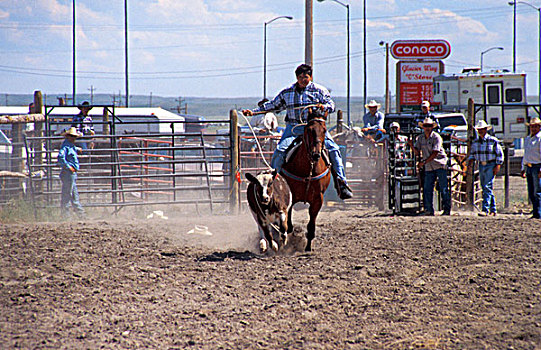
[{"xmin": 1, "ymin": 208, "xmax": 540, "ymax": 349}]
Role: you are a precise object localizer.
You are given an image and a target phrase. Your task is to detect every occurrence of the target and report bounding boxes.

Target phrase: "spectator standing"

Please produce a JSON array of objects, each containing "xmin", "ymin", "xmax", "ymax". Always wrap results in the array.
[
  {"xmin": 408, "ymin": 117, "xmax": 451, "ymax": 216},
  {"xmin": 413, "ymin": 100, "xmax": 438, "ymax": 130},
  {"xmin": 521, "ymin": 117, "xmax": 541, "ymax": 219},
  {"xmin": 468, "ymin": 120, "xmax": 504, "ymax": 216},
  {"xmin": 71, "ymin": 101, "xmax": 95, "ymax": 150},
  {"xmin": 57, "ymin": 127, "xmax": 85, "ymax": 218}
]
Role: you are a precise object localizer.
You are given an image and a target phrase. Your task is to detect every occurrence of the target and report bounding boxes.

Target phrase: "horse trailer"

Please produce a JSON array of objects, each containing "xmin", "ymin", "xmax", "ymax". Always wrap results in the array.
[{"xmin": 433, "ymin": 69, "xmax": 528, "ymax": 141}]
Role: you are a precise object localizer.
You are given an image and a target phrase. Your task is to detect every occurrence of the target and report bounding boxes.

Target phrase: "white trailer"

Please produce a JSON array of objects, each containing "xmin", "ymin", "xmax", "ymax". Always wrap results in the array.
[{"xmin": 433, "ymin": 69, "xmax": 528, "ymax": 141}]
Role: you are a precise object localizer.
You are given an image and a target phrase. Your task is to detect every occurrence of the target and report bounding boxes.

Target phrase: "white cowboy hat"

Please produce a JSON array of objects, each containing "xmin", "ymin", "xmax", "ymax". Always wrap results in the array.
[
  {"xmin": 187, "ymin": 225, "xmax": 213, "ymax": 236},
  {"xmin": 526, "ymin": 117, "xmax": 541, "ymax": 126},
  {"xmin": 421, "ymin": 100, "xmax": 431, "ymax": 108},
  {"xmin": 146, "ymin": 210, "xmax": 168, "ymax": 220},
  {"xmin": 474, "ymin": 120, "xmax": 492, "ymax": 130},
  {"xmin": 418, "ymin": 117, "xmax": 437, "ymax": 127},
  {"xmin": 390, "ymin": 121, "xmax": 400, "ymax": 129},
  {"xmin": 365, "ymin": 100, "xmax": 381, "ymax": 108},
  {"xmin": 61, "ymin": 127, "xmax": 82, "ymax": 137}
]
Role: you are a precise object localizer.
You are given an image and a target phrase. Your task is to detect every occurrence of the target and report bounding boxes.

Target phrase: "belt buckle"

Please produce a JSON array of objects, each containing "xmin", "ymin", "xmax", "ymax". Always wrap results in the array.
[
  {"xmin": 481, "ymin": 161, "xmax": 487, "ymax": 166},
  {"xmin": 527, "ymin": 163, "xmax": 532, "ymax": 167}
]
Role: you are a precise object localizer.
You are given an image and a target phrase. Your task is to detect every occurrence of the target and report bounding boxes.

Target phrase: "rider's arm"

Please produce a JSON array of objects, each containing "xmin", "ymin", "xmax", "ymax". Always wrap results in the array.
[
  {"xmin": 318, "ymin": 86, "xmax": 335, "ymax": 113},
  {"xmin": 253, "ymin": 90, "xmax": 287, "ymax": 114}
]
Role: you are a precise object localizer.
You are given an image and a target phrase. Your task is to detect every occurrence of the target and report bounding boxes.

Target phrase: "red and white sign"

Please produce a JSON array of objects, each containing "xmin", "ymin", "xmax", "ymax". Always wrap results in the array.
[
  {"xmin": 391, "ymin": 40, "xmax": 451, "ymax": 60},
  {"xmin": 400, "ymin": 61, "xmax": 441, "ymax": 83},
  {"xmin": 397, "ymin": 60, "xmax": 444, "ymax": 109},
  {"xmin": 399, "ymin": 83, "xmax": 434, "ymax": 105}
]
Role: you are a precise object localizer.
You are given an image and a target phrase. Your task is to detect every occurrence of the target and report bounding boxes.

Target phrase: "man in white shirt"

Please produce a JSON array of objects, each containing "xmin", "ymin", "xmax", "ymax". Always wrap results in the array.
[{"xmin": 521, "ymin": 117, "xmax": 541, "ymax": 219}]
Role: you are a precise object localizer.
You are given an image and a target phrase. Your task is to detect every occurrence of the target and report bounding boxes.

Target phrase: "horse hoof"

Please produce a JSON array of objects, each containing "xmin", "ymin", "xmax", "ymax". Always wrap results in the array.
[
  {"xmin": 305, "ymin": 242, "xmax": 312, "ymax": 252},
  {"xmin": 281, "ymin": 233, "xmax": 289, "ymax": 248},
  {"xmin": 259, "ymin": 239, "xmax": 268, "ymax": 253},
  {"xmin": 271, "ymin": 240, "xmax": 279, "ymax": 252}
]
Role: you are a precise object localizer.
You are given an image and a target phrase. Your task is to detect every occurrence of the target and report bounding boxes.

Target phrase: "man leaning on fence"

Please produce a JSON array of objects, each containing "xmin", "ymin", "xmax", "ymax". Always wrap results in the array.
[
  {"xmin": 57, "ymin": 127, "xmax": 85, "ymax": 219},
  {"xmin": 521, "ymin": 117, "xmax": 541, "ymax": 219},
  {"xmin": 468, "ymin": 120, "xmax": 504, "ymax": 216}
]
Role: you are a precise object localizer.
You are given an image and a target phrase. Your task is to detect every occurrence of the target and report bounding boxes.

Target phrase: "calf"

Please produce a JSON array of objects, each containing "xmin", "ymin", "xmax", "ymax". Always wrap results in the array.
[{"xmin": 246, "ymin": 169, "xmax": 292, "ymax": 253}]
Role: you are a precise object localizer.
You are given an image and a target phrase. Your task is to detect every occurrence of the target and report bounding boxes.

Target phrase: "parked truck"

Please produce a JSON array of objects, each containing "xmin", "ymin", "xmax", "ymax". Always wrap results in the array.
[{"xmin": 433, "ymin": 68, "xmax": 528, "ymax": 141}]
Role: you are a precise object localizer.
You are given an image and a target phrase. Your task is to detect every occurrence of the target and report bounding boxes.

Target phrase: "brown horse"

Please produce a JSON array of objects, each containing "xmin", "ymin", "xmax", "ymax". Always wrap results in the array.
[{"xmin": 281, "ymin": 110, "xmax": 332, "ymax": 251}]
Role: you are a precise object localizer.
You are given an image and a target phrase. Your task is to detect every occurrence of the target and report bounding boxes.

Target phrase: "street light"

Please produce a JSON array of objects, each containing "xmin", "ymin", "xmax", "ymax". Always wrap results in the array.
[
  {"xmin": 512, "ymin": 1, "xmax": 541, "ymax": 106},
  {"xmin": 263, "ymin": 15, "xmax": 293, "ymax": 99},
  {"xmin": 317, "ymin": 0, "xmax": 351, "ymax": 126},
  {"xmin": 480, "ymin": 47, "xmax": 504, "ymax": 72},
  {"xmin": 379, "ymin": 41, "xmax": 390, "ymax": 114}
]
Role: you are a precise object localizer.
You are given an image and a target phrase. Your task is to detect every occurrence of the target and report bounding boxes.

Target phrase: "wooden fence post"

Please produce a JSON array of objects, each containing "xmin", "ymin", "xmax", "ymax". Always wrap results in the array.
[
  {"xmin": 336, "ymin": 110, "xmax": 343, "ymax": 133},
  {"xmin": 230, "ymin": 109, "xmax": 239, "ymax": 213},
  {"xmin": 465, "ymin": 98, "xmax": 475, "ymax": 209}
]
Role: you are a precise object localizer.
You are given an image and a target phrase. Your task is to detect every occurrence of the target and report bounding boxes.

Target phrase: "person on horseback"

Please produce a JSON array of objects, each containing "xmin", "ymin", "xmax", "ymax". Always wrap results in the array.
[{"xmin": 242, "ymin": 64, "xmax": 353, "ymax": 200}]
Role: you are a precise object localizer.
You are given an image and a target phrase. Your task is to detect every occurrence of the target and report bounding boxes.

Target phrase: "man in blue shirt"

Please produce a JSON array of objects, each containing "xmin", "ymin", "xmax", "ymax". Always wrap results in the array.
[
  {"xmin": 242, "ymin": 64, "xmax": 352, "ymax": 199},
  {"xmin": 361, "ymin": 100, "xmax": 385, "ymax": 141},
  {"xmin": 57, "ymin": 127, "xmax": 85, "ymax": 218},
  {"xmin": 468, "ymin": 120, "xmax": 504, "ymax": 216},
  {"xmin": 72, "ymin": 101, "xmax": 95, "ymax": 150}
]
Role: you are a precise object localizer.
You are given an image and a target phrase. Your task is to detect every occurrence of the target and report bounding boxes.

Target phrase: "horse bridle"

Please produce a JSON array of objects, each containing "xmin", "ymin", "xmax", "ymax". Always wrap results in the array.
[{"xmin": 303, "ymin": 117, "xmax": 327, "ymax": 163}]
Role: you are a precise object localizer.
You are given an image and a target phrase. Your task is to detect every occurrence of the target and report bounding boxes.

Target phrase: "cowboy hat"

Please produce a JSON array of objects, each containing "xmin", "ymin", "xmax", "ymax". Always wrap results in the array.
[
  {"xmin": 77, "ymin": 101, "xmax": 92, "ymax": 110},
  {"xmin": 474, "ymin": 120, "xmax": 492, "ymax": 130},
  {"xmin": 526, "ymin": 117, "xmax": 541, "ymax": 126},
  {"xmin": 365, "ymin": 100, "xmax": 381, "ymax": 108},
  {"xmin": 61, "ymin": 127, "xmax": 82, "ymax": 137},
  {"xmin": 418, "ymin": 117, "xmax": 437, "ymax": 127},
  {"xmin": 390, "ymin": 121, "xmax": 400, "ymax": 129},
  {"xmin": 421, "ymin": 100, "xmax": 430, "ymax": 108}
]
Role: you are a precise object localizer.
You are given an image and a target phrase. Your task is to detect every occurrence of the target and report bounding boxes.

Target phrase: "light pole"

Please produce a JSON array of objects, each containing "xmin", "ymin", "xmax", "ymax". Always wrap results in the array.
[
  {"xmin": 480, "ymin": 47, "xmax": 504, "ymax": 72},
  {"xmin": 264, "ymin": 15, "xmax": 293, "ymax": 99},
  {"xmin": 317, "ymin": 0, "xmax": 350, "ymax": 125},
  {"xmin": 379, "ymin": 41, "xmax": 390, "ymax": 114},
  {"xmin": 72, "ymin": 0, "xmax": 76, "ymax": 105},
  {"xmin": 513, "ymin": 1, "xmax": 541, "ymax": 106}
]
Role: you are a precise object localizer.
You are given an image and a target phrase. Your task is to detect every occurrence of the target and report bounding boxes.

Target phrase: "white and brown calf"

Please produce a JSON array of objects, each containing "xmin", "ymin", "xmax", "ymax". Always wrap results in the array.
[{"xmin": 246, "ymin": 170, "xmax": 292, "ymax": 253}]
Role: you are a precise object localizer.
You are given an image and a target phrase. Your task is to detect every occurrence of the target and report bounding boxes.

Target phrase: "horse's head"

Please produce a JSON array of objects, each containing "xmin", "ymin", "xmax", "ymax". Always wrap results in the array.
[{"xmin": 303, "ymin": 108, "xmax": 327, "ymax": 162}]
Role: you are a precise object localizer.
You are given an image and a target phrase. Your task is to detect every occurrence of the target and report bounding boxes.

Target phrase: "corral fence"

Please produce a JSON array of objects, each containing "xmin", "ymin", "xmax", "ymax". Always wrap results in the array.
[{"xmin": 1, "ymin": 103, "xmax": 240, "ymax": 216}]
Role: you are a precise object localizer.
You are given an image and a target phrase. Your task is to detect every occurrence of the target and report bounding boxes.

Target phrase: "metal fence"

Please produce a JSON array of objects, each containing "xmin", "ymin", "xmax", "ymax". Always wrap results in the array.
[{"xmin": 0, "ymin": 107, "xmax": 237, "ymax": 216}]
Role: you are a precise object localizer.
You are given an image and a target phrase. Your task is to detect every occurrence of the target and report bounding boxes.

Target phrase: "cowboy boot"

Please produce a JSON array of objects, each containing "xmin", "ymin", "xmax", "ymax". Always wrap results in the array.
[{"xmin": 337, "ymin": 178, "xmax": 353, "ymax": 200}]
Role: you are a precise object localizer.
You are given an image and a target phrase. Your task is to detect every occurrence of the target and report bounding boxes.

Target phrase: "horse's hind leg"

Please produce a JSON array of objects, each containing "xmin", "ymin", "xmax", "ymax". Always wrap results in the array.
[
  {"xmin": 287, "ymin": 205, "xmax": 294, "ymax": 234},
  {"xmin": 305, "ymin": 198, "xmax": 323, "ymax": 252}
]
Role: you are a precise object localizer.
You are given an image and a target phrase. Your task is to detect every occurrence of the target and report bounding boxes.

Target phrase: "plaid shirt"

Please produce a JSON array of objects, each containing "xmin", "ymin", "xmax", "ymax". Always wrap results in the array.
[
  {"xmin": 469, "ymin": 134, "xmax": 504, "ymax": 165},
  {"xmin": 72, "ymin": 112, "xmax": 94, "ymax": 135},
  {"xmin": 253, "ymin": 81, "xmax": 335, "ymax": 124}
]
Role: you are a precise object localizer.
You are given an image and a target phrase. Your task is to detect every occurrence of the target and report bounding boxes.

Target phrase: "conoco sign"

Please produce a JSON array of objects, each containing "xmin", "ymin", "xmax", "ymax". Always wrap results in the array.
[{"xmin": 390, "ymin": 40, "xmax": 451, "ymax": 60}]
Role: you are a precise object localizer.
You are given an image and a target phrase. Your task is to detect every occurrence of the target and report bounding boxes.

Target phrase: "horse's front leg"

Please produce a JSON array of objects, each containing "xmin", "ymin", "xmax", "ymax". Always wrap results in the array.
[{"xmin": 305, "ymin": 196, "xmax": 323, "ymax": 252}]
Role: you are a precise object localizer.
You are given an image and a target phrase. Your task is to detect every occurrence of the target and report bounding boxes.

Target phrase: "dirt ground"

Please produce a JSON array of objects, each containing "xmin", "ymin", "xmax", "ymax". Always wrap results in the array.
[{"xmin": 1, "ymin": 205, "xmax": 540, "ymax": 349}]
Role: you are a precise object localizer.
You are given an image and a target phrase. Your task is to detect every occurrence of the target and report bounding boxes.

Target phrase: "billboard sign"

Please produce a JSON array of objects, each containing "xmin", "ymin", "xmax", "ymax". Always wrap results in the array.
[
  {"xmin": 391, "ymin": 40, "xmax": 451, "ymax": 60},
  {"xmin": 397, "ymin": 60, "xmax": 444, "ymax": 110}
]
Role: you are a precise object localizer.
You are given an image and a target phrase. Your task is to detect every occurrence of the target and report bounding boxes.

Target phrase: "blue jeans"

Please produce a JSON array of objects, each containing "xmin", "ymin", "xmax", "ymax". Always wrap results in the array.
[
  {"xmin": 271, "ymin": 123, "xmax": 347, "ymax": 182},
  {"xmin": 526, "ymin": 164, "xmax": 541, "ymax": 219},
  {"xmin": 60, "ymin": 170, "xmax": 84, "ymax": 216},
  {"xmin": 479, "ymin": 162, "xmax": 497, "ymax": 213},
  {"xmin": 423, "ymin": 168, "xmax": 451, "ymax": 214}
]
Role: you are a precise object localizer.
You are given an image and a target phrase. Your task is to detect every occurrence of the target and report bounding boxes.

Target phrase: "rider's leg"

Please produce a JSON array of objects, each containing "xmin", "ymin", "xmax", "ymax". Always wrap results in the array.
[
  {"xmin": 271, "ymin": 124, "xmax": 296, "ymax": 173},
  {"xmin": 325, "ymin": 133, "xmax": 353, "ymax": 199}
]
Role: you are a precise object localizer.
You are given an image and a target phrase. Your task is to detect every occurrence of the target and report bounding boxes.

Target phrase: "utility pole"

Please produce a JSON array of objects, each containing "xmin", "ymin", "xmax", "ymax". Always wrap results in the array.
[
  {"xmin": 175, "ymin": 96, "xmax": 186, "ymax": 113},
  {"xmin": 305, "ymin": 0, "xmax": 313, "ymax": 67},
  {"xmin": 149, "ymin": 92, "xmax": 152, "ymax": 107},
  {"xmin": 363, "ymin": 0, "xmax": 367, "ymax": 113},
  {"xmin": 88, "ymin": 85, "xmax": 96, "ymax": 104},
  {"xmin": 72, "ymin": 0, "xmax": 76, "ymax": 105},
  {"xmin": 124, "ymin": 0, "xmax": 129, "ymax": 107}
]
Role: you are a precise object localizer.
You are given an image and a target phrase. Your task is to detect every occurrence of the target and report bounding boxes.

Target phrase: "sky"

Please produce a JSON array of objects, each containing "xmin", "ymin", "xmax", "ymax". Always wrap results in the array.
[{"xmin": 0, "ymin": 0, "xmax": 540, "ymax": 100}]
